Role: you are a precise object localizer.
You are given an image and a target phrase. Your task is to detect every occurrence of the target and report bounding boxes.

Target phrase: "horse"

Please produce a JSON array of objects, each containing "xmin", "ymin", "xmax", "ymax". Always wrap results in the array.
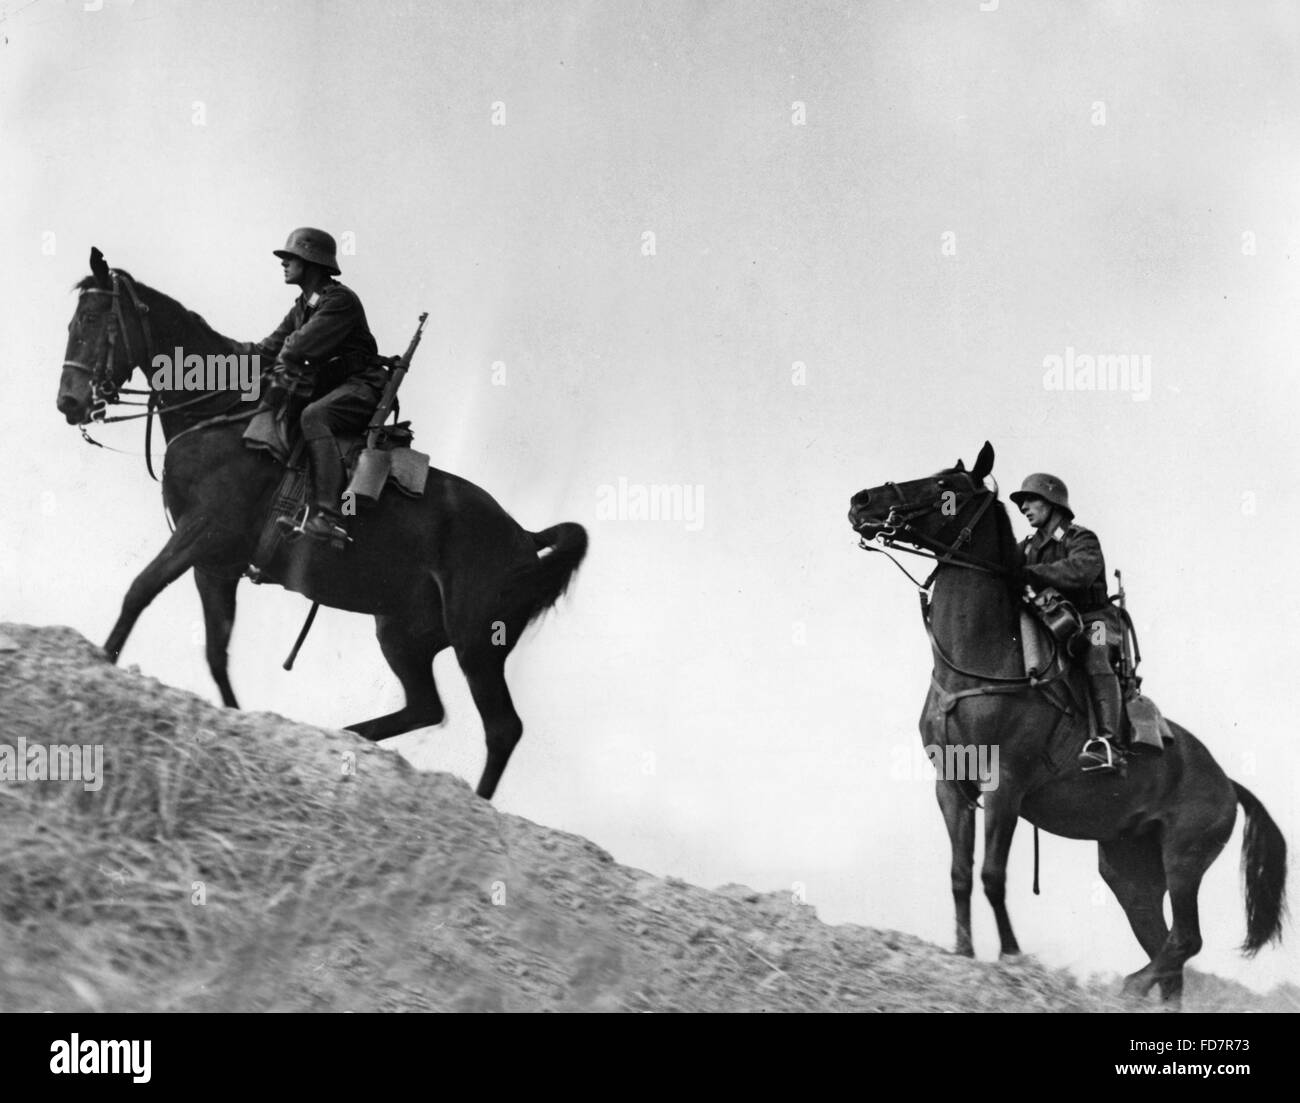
[
  {"xmin": 56, "ymin": 247, "xmax": 588, "ymax": 801},
  {"xmin": 846, "ymin": 441, "xmax": 1286, "ymax": 1003}
]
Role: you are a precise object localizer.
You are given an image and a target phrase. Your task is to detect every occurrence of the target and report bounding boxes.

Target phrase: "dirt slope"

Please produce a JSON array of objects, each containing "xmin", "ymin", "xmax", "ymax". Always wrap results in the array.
[{"xmin": 0, "ymin": 623, "xmax": 1290, "ymax": 1013}]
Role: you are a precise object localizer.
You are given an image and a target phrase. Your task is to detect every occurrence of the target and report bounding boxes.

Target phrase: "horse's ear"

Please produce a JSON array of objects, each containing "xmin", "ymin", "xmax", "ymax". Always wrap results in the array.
[
  {"xmin": 90, "ymin": 247, "xmax": 111, "ymax": 289},
  {"xmin": 953, "ymin": 459, "xmax": 965, "ymax": 472},
  {"xmin": 971, "ymin": 440, "xmax": 995, "ymax": 482}
]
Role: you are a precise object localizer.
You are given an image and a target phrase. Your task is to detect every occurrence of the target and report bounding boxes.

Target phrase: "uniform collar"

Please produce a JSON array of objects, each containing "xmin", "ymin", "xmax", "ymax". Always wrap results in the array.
[
  {"xmin": 299, "ymin": 279, "xmax": 336, "ymax": 310},
  {"xmin": 1028, "ymin": 514, "xmax": 1070, "ymax": 548}
]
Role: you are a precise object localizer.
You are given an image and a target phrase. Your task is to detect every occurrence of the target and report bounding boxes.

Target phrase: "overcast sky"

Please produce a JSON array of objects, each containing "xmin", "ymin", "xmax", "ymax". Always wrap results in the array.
[{"xmin": 2, "ymin": 0, "xmax": 1298, "ymax": 992}]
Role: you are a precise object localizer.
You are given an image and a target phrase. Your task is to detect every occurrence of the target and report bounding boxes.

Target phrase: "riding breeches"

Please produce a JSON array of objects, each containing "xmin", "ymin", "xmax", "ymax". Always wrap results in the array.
[
  {"xmin": 300, "ymin": 380, "xmax": 383, "ymax": 443},
  {"xmin": 1081, "ymin": 608, "xmax": 1122, "ymax": 676}
]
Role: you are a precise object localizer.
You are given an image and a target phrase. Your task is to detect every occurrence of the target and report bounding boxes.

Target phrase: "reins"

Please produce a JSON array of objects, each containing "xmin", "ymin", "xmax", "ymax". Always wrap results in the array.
[
  {"xmin": 855, "ymin": 477, "xmax": 1064, "ymax": 687},
  {"xmin": 68, "ymin": 269, "xmax": 251, "ymax": 481}
]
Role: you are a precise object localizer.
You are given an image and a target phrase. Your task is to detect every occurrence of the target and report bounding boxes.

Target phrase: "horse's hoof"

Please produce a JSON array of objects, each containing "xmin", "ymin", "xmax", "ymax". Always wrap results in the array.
[
  {"xmin": 998, "ymin": 951, "xmax": 1025, "ymax": 964},
  {"xmin": 952, "ymin": 943, "xmax": 975, "ymax": 959},
  {"xmin": 1121, "ymin": 975, "xmax": 1153, "ymax": 999}
]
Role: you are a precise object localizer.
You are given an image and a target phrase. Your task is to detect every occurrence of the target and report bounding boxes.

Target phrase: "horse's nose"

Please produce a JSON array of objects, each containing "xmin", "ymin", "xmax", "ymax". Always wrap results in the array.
[{"xmin": 57, "ymin": 393, "xmax": 82, "ymax": 423}]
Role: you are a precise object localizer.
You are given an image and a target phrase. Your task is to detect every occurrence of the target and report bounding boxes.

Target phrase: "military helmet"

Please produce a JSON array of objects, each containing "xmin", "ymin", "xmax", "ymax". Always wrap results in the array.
[
  {"xmin": 1010, "ymin": 473, "xmax": 1072, "ymax": 517},
  {"xmin": 273, "ymin": 227, "xmax": 341, "ymax": 275}
]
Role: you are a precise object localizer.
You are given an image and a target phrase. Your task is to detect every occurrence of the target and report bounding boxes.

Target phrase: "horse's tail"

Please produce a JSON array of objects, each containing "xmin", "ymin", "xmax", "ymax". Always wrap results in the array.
[
  {"xmin": 500, "ymin": 522, "xmax": 589, "ymax": 629},
  {"xmin": 1232, "ymin": 781, "xmax": 1288, "ymax": 955}
]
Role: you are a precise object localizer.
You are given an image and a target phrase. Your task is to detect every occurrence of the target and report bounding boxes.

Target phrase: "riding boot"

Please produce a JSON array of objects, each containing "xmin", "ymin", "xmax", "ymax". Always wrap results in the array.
[
  {"xmin": 1081, "ymin": 672, "xmax": 1123, "ymax": 772},
  {"xmin": 300, "ymin": 436, "xmax": 350, "ymax": 549}
]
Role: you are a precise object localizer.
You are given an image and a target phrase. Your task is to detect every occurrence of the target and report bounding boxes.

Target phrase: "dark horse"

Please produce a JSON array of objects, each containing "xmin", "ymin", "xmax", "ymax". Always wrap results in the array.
[
  {"xmin": 56, "ymin": 248, "xmax": 587, "ymax": 800},
  {"xmin": 847, "ymin": 442, "xmax": 1286, "ymax": 1003}
]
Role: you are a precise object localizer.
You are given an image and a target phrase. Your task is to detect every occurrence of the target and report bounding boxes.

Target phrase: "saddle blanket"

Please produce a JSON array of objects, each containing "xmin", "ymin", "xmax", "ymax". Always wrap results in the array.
[{"xmin": 242, "ymin": 408, "xmax": 428, "ymax": 498}]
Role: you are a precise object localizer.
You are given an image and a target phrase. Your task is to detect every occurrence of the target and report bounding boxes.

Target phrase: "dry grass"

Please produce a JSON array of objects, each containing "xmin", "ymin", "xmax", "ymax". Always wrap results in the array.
[{"xmin": 0, "ymin": 623, "xmax": 1290, "ymax": 1013}]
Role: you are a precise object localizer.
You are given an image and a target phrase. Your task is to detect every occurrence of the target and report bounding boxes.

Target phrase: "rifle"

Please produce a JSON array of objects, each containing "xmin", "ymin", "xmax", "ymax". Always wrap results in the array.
[
  {"xmin": 1114, "ymin": 569, "xmax": 1141, "ymax": 693},
  {"xmin": 346, "ymin": 311, "xmax": 428, "ymax": 504},
  {"xmin": 367, "ymin": 311, "xmax": 427, "ymax": 449}
]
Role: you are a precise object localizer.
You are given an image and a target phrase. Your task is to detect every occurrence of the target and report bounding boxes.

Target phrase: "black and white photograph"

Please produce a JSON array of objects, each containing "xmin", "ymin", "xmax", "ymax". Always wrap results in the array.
[{"xmin": 1, "ymin": 0, "xmax": 1296, "ymax": 1059}]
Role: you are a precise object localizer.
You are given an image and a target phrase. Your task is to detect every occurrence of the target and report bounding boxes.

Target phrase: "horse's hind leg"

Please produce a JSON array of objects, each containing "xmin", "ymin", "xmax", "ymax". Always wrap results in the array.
[
  {"xmin": 936, "ymin": 781, "xmax": 977, "ymax": 957},
  {"xmin": 456, "ymin": 637, "xmax": 523, "ymax": 801},
  {"xmin": 194, "ymin": 568, "xmax": 240, "ymax": 708},
  {"xmin": 1124, "ymin": 820, "xmax": 1231, "ymax": 1005},
  {"xmin": 1098, "ymin": 835, "xmax": 1173, "ymax": 1000},
  {"xmin": 345, "ymin": 614, "xmax": 449, "ymax": 742}
]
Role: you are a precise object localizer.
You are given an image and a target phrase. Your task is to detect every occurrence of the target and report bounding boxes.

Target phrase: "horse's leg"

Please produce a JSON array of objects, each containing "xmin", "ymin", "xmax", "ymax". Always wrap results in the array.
[
  {"xmin": 981, "ymin": 797, "xmax": 1022, "ymax": 959},
  {"xmin": 936, "ymin": 781, "xmax": 977, "ymax": 957},
  {"xmin": 459, "ymin": 641, "xmax": 522, "ymax": 801},
  {"xmin": 1098, "ymin": 835, "xmax": 1172, "ymax": 1000},
  {"xmin": 194, "ymin": 567, "xmax": 240, "ymax": 708},
  {"xmin": 103, "ymin": 520, "xmax": 208, "ymax": 663},
  {"xmin": 441, "ymin": 568, "xmax": 528, "ymax": 800},
  {"xmin": 345, "ymin": 614, "xmax": 449, "ymax": 741},
  {"xmin": 1131, "ymin": 824, "xmax": 1231, "ymax": 1005}
]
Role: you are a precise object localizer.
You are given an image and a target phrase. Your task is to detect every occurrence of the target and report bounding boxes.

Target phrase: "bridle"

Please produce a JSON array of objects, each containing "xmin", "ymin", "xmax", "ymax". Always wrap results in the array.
[
  {"xmin": 63, "ymin": 269, "xmax": 248, "ymax": 480},
  {"xmin": 854, "ymin": 472, "xmax": 1065, "ymax": 688},
  {"xmin": 63, "ymin": 270, "xmax": 156, "ymax": 419},
  {"xmin": 854, "ymin": 472, "xmax": 1007, "ymax": 590}
]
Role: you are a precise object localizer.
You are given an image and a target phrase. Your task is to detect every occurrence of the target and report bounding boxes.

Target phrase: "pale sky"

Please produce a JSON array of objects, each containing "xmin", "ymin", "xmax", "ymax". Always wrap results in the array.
[{"xmin": 2, "ymin": 0, "xmax": 1298, "ymax": 992}]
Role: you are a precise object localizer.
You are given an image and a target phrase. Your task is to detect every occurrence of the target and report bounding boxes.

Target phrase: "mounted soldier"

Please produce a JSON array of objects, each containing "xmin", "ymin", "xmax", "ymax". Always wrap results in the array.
[
  {"xmin": 252, "ymin": 227, "xmax": 388, "ymax": 547},
  {"xmin": 1010, "ymin": 473, "xmax": 1125, "ymax": 772}
]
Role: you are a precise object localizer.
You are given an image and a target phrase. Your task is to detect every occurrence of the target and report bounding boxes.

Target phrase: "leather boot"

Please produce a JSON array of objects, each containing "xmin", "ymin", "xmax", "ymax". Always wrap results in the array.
[
  {"xmin": 1081, "ymin": 673, "xmax": 1123, "ymax": 772},
  {"xmin": 301, "ymin": 436, "xmax": 349, "ymax": 548}
]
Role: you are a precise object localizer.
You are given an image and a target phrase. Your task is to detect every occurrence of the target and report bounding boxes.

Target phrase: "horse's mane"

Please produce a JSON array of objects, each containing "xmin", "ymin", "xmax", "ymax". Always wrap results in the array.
[
  {"xmin": 939, "ymin": 463, "xmax": 1022, "ymax": 595},
  {"xmin": 989, "ymin": 496, "xmax": 1023, "ymax": 596},
  {"xmin": 989, "ymin": 495, "xmax": 1017, "ymax": 563},
  {"xmin": 73, "ymin": 271, "xmax": 234, "ymax": 346}
]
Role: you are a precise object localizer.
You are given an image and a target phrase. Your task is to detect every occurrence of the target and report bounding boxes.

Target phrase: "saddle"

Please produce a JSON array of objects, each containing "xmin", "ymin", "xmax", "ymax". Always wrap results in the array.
[
  {"xmin": 1018, "ymin": 602, "xmax": 1174, "ymax": 753},
  {"xmin": 241, "ymin": 409, "xmax": 430, "ymax": 584}
]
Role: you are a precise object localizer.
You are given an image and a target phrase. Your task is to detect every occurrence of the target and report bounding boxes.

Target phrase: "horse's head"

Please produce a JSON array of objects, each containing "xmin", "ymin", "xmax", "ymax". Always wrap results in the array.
[
  {"xmin": 847, "ymin": 441, "xmax": 997, "ymax": 549},
  {"xmin": 57, "ymin": 247, "xmax": 151, "ymax": 425}
]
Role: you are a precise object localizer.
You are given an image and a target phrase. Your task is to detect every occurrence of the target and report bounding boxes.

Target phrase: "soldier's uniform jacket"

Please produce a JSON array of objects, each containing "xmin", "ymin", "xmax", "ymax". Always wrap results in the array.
[
  {"xmin": 1018, "ymin": 521, "xmax": 1112, "ymax": 616},
  {"xmin": 255, "ymin": 279, "xmax": 385, "ymax": 401}
]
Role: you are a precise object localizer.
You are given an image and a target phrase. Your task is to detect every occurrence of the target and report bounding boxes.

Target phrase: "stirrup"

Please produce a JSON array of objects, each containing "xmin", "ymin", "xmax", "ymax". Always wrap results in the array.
[
  {"xmin": 301, "ymin": 511, "xmax": 351, "ymax": 551},
  {"xmin": 275, "ymin": 503, "xmax": 311, "ymax": 543},
  {"xmin": 1079, "ymin": 736, "xmax": 1118, "ymax": 773}
]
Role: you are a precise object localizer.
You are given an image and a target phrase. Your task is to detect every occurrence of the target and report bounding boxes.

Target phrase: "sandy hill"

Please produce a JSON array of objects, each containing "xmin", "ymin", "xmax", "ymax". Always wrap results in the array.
[{"xmin": 0, "ymin": 623, "xmax": 1292, "ymax": 1013}]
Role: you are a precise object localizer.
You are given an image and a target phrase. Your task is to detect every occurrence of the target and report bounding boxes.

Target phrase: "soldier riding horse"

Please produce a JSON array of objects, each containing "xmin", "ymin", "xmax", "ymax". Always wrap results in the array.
[
  {"xmin": 56, "ymin": 246, "xmax": 587, "ymax": 801},
  {"xmin": 847, "ymin": 442, "xmax": 1286, "ymax": 1003}
]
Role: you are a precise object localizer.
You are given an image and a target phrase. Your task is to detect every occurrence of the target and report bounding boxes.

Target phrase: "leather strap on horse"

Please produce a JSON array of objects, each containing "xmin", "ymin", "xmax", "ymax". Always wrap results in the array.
[{"xmin": 145, "ymin": 390, "xmax": 159, "ymax": 481}]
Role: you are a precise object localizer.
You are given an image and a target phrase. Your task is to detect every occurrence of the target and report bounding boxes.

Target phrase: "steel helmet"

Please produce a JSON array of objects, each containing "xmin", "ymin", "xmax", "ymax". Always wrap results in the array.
[
  {"xmin": 272, "ymin": 227, "xmax": 341, "ymax": 275},
  {"xmin": 1010, "ymin": 473, "xmax": 1072, "ymax": 517}
]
